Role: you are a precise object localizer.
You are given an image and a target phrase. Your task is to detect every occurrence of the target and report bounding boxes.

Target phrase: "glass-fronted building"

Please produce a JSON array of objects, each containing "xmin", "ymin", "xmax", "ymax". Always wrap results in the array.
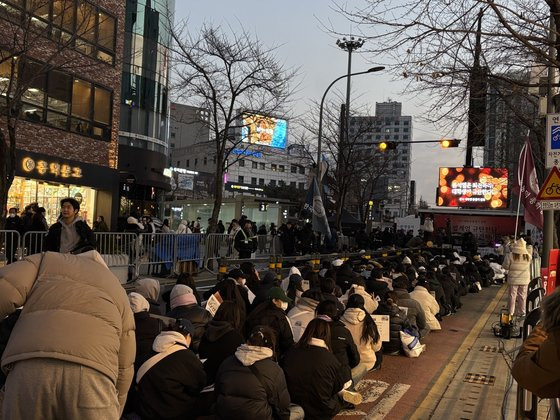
[{"xmin": 119, "ymin": 0, "xmax": 174, "ymax": 219}]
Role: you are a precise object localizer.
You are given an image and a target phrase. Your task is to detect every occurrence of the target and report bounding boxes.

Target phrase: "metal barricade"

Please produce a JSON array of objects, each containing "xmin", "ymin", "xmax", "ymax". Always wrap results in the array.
[
  {"xmin": 205, "ymin": 233, "xmax": 235, "ymax": 273},
  {"xmin": 22, "ymin": 231, "xmax": 47, "ymax": 256},
  {"xmin": 95, "ymin": 232, "xmax": 139, "ymax": 284},
  {"xmin": 0, "ymin": 230, "xmax": 21, "ymax": 265},
  {"xmin": 135, "ymin": 232, "xmax": 178, "ymax": 277}
]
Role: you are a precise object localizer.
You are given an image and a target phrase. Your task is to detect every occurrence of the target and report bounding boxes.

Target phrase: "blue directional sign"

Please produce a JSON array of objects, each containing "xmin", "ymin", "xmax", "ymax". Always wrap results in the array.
[
  {"xmin": 552, "ymin": 125, "xmax": 560, "ymax": 149},
  {"xmin": 546, "ymin": 114, "xmax": 560, "ymax": 168}
]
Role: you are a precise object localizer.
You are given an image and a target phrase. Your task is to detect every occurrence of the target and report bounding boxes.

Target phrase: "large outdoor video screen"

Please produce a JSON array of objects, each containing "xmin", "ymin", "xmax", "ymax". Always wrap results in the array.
[
  {"xmin": 241, "ymin": 113, "xmax": 287, "ymax": 149},
  {"xmin": 437, "ymin": 167, "xmax": 508, "ymax": 209}
]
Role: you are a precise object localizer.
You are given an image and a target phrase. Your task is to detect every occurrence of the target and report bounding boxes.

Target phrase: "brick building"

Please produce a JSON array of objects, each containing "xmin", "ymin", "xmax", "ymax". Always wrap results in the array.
[{"xmin": 0, "ymin": 0, "xmax": 125, "ymax": 227}]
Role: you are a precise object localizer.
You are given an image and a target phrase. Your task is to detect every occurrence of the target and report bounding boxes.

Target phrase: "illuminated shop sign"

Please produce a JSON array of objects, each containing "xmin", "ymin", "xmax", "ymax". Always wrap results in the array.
[
  {"xmin": 22, "ymin": 157, "xmax": 82, "ymax": 178},
  {"xmin": 232, "ymin": 148, "xmax": 263, "ymax": 158},
  {"xmin": 230, "ymin": 184, "xmax": 264, "ymax": 192}
]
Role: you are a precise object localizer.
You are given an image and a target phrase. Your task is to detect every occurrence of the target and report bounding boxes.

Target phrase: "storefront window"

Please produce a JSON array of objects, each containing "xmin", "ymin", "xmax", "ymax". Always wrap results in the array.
[
  {"xmin": 8, "ymin": 177, "xmax": 97, "ymax": 226},
  {"xmin": 71, "ymin": 78, "xmax": 91, "ymax": 119}
]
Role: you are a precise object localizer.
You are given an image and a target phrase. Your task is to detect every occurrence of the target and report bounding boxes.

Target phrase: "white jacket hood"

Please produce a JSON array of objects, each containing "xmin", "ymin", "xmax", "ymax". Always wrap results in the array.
[
  {"xmin": 289, "ymin": 266, "xmax": 301, "ymax": 276},
  {"xmin": 341, "ymin": 307, "xmax": 366, "ymax": 325},
  {"xmin": 152, "ymin": 331, "xmax": 189, "ymax": 353},
  {"xmin": 235, "ymin": 344, "xmax": 273, "ymax": 366}
]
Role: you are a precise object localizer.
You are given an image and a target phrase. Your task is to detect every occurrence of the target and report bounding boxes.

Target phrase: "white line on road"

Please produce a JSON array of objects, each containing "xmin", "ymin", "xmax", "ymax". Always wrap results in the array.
[
  {"xmin": 366, "ymin": 383, "xmax": 411, "ymax": 420},
  {"xmin": 355, "ymin": 379, "xmax": 391, "ymax": 404}
]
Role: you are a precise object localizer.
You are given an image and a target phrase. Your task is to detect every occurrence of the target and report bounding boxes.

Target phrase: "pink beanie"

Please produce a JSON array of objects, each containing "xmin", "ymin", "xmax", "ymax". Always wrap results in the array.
[{"xmin": 170, "ymin": 285, "xmax": 197, "ymax": 309}]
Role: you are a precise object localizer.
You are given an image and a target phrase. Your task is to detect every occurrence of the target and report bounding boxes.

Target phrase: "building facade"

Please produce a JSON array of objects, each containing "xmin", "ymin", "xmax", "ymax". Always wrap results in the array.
[
  {"xmin": 118, "ymin": 0, "xmax": 174, "ymax": 219},
  {"xmin": 0, "ymin": 0, "xmax": 125, "ymax": 227},
  {"xmin": 350, "ymin": 100, "xmax": 413, "ymax": 219}
]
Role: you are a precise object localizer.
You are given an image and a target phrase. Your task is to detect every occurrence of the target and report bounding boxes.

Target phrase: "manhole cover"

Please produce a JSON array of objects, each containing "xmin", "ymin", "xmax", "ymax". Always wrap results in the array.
[
  {"xmin": 480, "ymin": 346, "xmax": 501, "ymax": 352},
  {"xmin": 464, "ymin": 373, "xmax": 495, "ymax": 385}
]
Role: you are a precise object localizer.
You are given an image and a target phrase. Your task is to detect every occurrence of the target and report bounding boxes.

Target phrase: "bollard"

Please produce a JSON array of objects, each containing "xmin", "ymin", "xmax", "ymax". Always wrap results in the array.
[
  {"xmin": 312, "ymin": 253, "xmax": 320, "ymax": 273},
  {"xmin": 269, "ymin": 256, "xmax": 276, "ymax": 271},
  {"xmin": 276, "ymin": 256, "xmax": 283, "ymax": 281},
  {"xmin": 218, "ymin": 257, "xmax": 228, "ymax": 281}
]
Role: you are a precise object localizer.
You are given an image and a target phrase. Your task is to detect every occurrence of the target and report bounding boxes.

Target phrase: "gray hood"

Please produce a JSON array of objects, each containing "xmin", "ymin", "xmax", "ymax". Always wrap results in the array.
[{"xmin": 235, "ymin": 344, "xmax": 273, "ymax": 366}]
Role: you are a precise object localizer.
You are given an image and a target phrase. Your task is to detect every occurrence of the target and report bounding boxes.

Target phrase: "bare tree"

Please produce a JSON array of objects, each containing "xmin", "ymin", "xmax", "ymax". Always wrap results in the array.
[
  {"xmin": 170, "ymin": 23, "xmax": 297, "ymax": 232},
  {"xmin": 0, "ymin": 1, "xmax": 104, "ymax": 228}
]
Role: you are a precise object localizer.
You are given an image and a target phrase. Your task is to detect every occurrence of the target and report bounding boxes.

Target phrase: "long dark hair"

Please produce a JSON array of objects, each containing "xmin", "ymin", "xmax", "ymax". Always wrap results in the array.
[
  {"xmin": 213, "ymin": 300, "xmax": 242, "ymax": 331},
  {"xmin": 346, "ymin": 294, "xmax": 380, "ymax": 345},
  {"xmin": 296, "ymin": 318, "xmax": 332, "ymax": 350}
]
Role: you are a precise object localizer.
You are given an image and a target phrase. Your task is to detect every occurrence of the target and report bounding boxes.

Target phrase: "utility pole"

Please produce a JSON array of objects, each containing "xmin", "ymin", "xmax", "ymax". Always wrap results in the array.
[{"xmin": 543, "ymin": 15, "xmax": 556, "ymax": 266}]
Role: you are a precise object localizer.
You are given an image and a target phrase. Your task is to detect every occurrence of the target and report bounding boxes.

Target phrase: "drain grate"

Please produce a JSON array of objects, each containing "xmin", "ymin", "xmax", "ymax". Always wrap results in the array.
[
  {"xmin": 464, "ymin": 373, "xmax": 495, "ymax": 385},
  {"xmin": 480, "ymin": 345, "xmax": 501, "ymax": 353}
]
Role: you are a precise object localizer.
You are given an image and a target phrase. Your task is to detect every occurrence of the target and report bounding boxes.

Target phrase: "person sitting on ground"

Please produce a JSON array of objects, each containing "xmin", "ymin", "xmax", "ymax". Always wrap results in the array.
[
  {"xmin": 282, "ymin": 318, "xmax": 362, "ymax": 419},
  {"xmin": 316, "ymin": 300, "xmax": 365, "ymax": 388},
  {"xmin": 135, "ymin": 319, "xmax": 207, "ymax": 419},
  {"xmin": 319, "ymin": 276, "xmax": 346, "ymax": 317},
  {"xmin": 198, "ymin": 301, "xmax": 245, "ymax": 386},
  {"xmin": 344, "ymin": 277, "xmax": 378, "ymax": 314},
  {"xmin": 286, "ymin": 273, "xmax": 304, "ymax": 310},
  {"xmin": 425, "ymin": 269, "xmax": 449, "ymax": 317},
  {"xmin": 240, "ymin": 261, "xmax": 261, "ymax": 294},
  {"xmin": 341, "ymin": 294, "xmax": 382, "ymax": 372},
  {"xmin": 366, "ymin": 268, "xmax": 390, "ymax": 301},
  {"xmin": 44, "ymin": 197, "xmax": 96, "ymax": 254},
  {"xmin": 392, "ymin": 275, "xmax": 429, "ymax": 337},
  {"xmin": 374, "ymin": 291, "xmax": 409, "ymax": 355},
  {"xmin": 162, "ymin": 272, "xmax": 202, "ymax": 313},
  {"xmin": 439, "ymin": 267, "xmax": 462, "ymax": 313},
  {"xmin": 245, "ymin": 287, "xmax": 294, "ymax": 357},
  {"xmin": 166, "ymin": 284, "xmax": 212, "ymax": 353},
  {"xmin": 335, "ymin": 261, "xmax": 358, "ymax": 294},
  {"xmin": 512, "ymin": 287, "xmax": 560, "ymax": 397},
  {"xmin": 410, "ymin": 278, "xmax": 441, "ymax": 331},
  {"xmin": 288, "ymin": 289, "xmax": 323, "ymax": 342},
  {"xmin": 281, "ymin": 266, "xmax": 302, "ymax": 291},
  {"xmin": 135, "ymin": 277, "xmax": 162, "ymax": 315},
  {"xmin": 215, "ymin": 326, "xmax": 298, "ymax": 420},
  {"xmin": 251, "ymin": 270, "xmax": 279, "ymax": 309}
]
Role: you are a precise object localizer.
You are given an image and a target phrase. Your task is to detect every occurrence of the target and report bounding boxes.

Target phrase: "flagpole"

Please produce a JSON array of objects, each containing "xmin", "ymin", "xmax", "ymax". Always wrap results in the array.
[{"xmin": 514, "ymin": 142, "xmax": 528, "ymax": 240}]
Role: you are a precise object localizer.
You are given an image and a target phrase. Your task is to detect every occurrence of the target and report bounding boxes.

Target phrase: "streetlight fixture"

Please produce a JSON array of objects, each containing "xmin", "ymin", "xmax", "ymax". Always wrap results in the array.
[{"xmin": 316, "ymin": 66, "xmax": 385, "ymax": 191}]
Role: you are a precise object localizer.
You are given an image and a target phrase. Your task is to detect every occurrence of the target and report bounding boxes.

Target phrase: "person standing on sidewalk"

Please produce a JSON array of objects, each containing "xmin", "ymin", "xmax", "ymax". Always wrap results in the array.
[
  {"xmin": 234, "ymin": 220, "xmax": 257, "ymax": 259},
  {"xmin": 503, "ymin": 238, "xmax": 532, "ymax": 319},
  {"xmin": 0, "ymin": 251, "xmax": 135, "ymax": 419}
]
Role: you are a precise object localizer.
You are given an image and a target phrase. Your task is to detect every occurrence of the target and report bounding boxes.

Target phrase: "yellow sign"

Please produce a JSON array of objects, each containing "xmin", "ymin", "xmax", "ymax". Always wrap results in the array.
[
  {"xmin": 22, "ymin": 157, "xmax": 82, "ymax": 179},
  {"xmin": 537, "ymin": 166, "xmax": 560, "ymax": 200}
]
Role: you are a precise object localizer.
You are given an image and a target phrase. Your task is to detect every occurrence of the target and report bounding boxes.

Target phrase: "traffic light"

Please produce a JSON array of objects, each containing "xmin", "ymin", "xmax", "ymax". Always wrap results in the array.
[
  {"xmin": 378, "ymin": 141, "xmax": 397, "ymax": 151},
  {"xmin": 440, "ymin": 138, "xmax": 460, "ymax": 148}
]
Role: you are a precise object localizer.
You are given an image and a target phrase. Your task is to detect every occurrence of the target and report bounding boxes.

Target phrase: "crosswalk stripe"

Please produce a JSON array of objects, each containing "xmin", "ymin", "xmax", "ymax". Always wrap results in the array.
[
  {"xmin": 365, "ymin": 383, "xmax": 411, "ymax": 419},
  {"xmin": 355, "ymin": 379, "xmax": 391, "ymax": 403}
]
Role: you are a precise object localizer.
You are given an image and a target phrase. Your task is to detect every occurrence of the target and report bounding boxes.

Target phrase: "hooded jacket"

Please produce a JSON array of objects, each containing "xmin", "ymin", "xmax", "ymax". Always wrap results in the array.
[
  {"xmin": 512, "ymin": 325, "xmax": 560, "ymax": 397},
  {"xmin": 409, "ymin": 286, "xmax": 441, "ymax": 331},
  {"xmin": 136, "ymin": 331, "xmax": 206, "ymax": 419},
  {"xmin": 282, "ymin": 340, "xmax": 346, "ymax": 420},
  {"xmin": 176, "ymin": 220, "xmax": 192, "ymax": 234},
  {"xmin": 198, "ymin": 320, "xmax": 244, "ymax": 385},
  {"xmin": 393, "ymin": 288, "xmax": 429, "ymax": 336},
  {"xmin": 287, "ymin": 296, "xmax": 321, "ymax": 342},
  {"xmin": 375, "ymin": 302, "xmax": 408, "ymax": 354},
  {"xmin": 135, "ymin": 278, "xmax": 162, "ymax": 315},
  {"xmin": 166, "ymin": 304, "xmax": 212, "ymax": 353},
  {"xmin": 341, "ymin": 307, "xmax": 382, "ymax": 370},
  {"xmin": 503, "ymin": 240, "xmax": 532, "ymax": 286},
  {"xmin": 0, "ymin": 251, "xmax": 135, "ymax": 411},
  {"xmin": 346, "ymin": 285, "xmax": 378, "ymax": 314},
  {"xmin": 252, "ymin": 271, "xmax": 278, "ymax": 308},
  {"xmin": 215, "ymin": 344, "xmax": 291, "ymax": 420},
  {"xmin": 281, "ymin": 266, "xmax": 302, "ymax": 291},
  {"xmin": 330, "ymin": 320, "xmax": 360, "ymax": 382},
  {"xmin": 44, "ymin": 216, "xmax": 96, "ymax": 254},
  {"xmin": 245, "ymin": 301, "xmax": 294, "ymax": 357}
]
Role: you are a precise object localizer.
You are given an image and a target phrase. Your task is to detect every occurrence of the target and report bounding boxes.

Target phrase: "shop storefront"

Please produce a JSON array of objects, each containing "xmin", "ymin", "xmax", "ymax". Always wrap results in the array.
[{"xmin": 8, "ymin": 150, "xmax": 119, "ymax": 228}]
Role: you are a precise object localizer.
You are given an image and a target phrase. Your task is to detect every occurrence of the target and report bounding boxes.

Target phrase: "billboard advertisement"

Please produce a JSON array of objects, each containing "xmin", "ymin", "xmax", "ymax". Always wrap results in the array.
[
  {"xmin": 241, "ymin": 113, "xmax": 287, "ymax": 148},
  {"xmin": 437, "ymin": 167, "xmax": 508, "ymax": 209}
]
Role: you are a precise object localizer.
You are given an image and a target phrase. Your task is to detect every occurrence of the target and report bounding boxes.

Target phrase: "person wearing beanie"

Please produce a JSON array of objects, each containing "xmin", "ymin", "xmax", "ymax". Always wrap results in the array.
[
  {"xmin": 135, "ymin": 278, "xmax": 162, "ymax": 315},
  {"xmin": 503, "ymin": 238, "xmax": 532, "ymax": 318},
  {"xmin": 166, "ymin": 285, "xmax": 212, "ymax": 353},
  {"xmin": 245, "ymin": 286, "xmax": 294, "ymax": 357},
  {"xmin": 402, "ymin": 256, "xmax": 412, "ymax": 266},
  {"xmin": 135, "ymin": 319, "xmax": 207, "ymax": 419}
]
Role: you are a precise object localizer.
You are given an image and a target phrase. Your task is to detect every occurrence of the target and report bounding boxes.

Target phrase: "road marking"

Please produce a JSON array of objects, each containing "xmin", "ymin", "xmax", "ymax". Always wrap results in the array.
[
  {"xmin": 365, "ymin": 383, "xmax": 411, "ymax": 419},
  {"xmin": 410, "ymin": 284, "xmax": 507, "ymax": 419},
  {"xmin": 338, "ymin": 409, "xmax": 367, "ymax": 416},
  {"xmin": 356, "ymin": 379, "xmax": 391, "ymax": 403}
]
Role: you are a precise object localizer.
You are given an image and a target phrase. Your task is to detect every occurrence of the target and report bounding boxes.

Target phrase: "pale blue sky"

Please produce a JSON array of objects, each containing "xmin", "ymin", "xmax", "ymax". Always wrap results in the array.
[{"xmin": 175, "ymin": 0, "xmax": 468, "ymax": 204}]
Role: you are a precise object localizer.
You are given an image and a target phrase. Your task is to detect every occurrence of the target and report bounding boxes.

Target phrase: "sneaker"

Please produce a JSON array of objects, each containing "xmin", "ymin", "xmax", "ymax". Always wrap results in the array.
[{"xmin": 340, "ymin": 390, "xmax": 363, "ymax": 405}]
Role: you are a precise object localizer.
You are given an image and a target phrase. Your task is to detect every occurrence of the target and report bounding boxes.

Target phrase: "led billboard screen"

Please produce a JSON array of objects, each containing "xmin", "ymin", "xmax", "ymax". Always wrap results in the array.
[
  {"xmin": 437, "ymin": 167, "xmax": 508, "ymax": 209},
  {"xmin": 241, "ymin": 113, "xmax": 287, "ymax": 149}
]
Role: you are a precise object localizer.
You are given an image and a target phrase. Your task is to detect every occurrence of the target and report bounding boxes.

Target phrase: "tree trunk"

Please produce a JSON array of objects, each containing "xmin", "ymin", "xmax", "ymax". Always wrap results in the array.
[{"xmin": 209, "ymin": 157, "xmax": 225, "ymax": 234}]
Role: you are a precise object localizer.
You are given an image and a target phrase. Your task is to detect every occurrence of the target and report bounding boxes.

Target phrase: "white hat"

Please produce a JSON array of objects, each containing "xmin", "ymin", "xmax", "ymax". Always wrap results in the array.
[
  {"xmin": 402, "ymin": 256, "xmax": 412, "ymax": 265},
  {"xmin": 128, "ymin": 292, "xmax": 149, "ymax": 313},
  {"xmin": 332, "ymin": 259, "xmax": 344, "ymax": 267},
  {"xmin": 511, "ymin": 238, "xmax": 529, "ymax": 255}
]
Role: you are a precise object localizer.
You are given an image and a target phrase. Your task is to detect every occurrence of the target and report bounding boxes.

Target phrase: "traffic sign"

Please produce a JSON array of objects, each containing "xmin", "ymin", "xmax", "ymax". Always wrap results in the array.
[
  {"xmin": 537, "ymin": 166, "xmax": 560, "ymax": 200},
  {"xmin": 546, "ymin": 114, "xmax": 560, "ymax": 168}
]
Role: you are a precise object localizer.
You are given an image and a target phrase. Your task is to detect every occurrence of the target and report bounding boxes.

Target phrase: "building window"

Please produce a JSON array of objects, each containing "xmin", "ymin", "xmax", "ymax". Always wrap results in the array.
[
  {"xmin": 404, "ymin": 128, "xmax": 409, "ymax": 133},
  {"xmin": 176, "ymin": 160, "xmax": 180, "ymax": 166},
  {"xmin": 271, "ymin": 164, "xmax": 277, "ymax": 171},
  {"xmin": 259, "ymin": 178, "xmax": 264, "ymax": 185},
  {"xmin": 299, "ymin": 166, "xmax": 305, "ymax": 175},
  {"xmin": 291, "ymin": 164, "xmax": 297, "ymax": 173},
  {"xmin": 404, "ymin": 121, "xmax": 410, "ymax": 125},
  {"xmin": 194, "ymin": 158, "xmax": 198, "ymax": 166},
  {"xmin": 186, "ymin": 159, "xmax": 189, "ymax": 167},
  {"xmin": 259, "ymin": 163, "xmax": 265, "ymax": 170},
  {"xmin": 290, "ymin": 181, "xmax": 296, "ymax": 188},
  {"xmin": 252, "ymin": 161, "xmax": 258, "ymax": 169},
  {"xmin": 403, "ymin": 135, "xmax": 409, "ymax": 140},
  {"xmin": 394, "ymin": 128, "xmax": 399, "ymax": 132},
  {"xmin": 393, "ymin": 135, "xmax": 399, "ymax": 140},
  {"xmin": 170, "ymin": 132, "xmax": 176, "ymax": 138},
  {"xmin": 238, "ymin": 176, "xmax": 244, "ymax": 183},
  {"xmin": 298, "ymin": 182, "xmax": 305, "ymax": 190},
  {"xmin": 203, "ymin": 157, "xmax": 207, "ymax": 165},
  {"xmin": 270, "ymin": 179, "xmax": 276, "ymax": 186},
  {"xmin": 239, "ymin": 159, "xmax": 245, "ymax": 167},
  {"xmin": 251, "ymin": 177, "xmax": 257, "ymax": 185},
  {"xmin": 279, "ymin": 165, "xmax": 285, "ymax": 172},
  {"xmin": 170, "ymin": 143, "xmax": 175, "ymax": 148}
]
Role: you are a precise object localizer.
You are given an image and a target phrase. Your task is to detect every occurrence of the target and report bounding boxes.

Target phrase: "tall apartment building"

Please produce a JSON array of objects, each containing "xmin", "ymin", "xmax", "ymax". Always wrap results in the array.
[
  {"xmin": 0, "ymin": 0, "xmax": 124, "ymax": 227},
  {"xmin": 350, "ymin": 100, "xmax": 413, "ymax": 218},
  {"xmin": 118, "ymin": 0, "xmax": 174, "ymax": 218}
]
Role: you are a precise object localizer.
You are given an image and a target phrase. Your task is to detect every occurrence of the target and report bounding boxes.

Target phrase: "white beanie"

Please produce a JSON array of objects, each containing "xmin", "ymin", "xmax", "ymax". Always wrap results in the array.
[
  {"xmin": 402, "ymin": 256, "xmax": 412, "ymax": 265},
  {"xmin": 170, "ymin": 284, "xmax": 197, "ymax": 309},
  {"xmin": 332, "ymin": 259, "xmax": 344, "ymax": 267},
  {"xmin": 289, "ymin": 266, "xmax": 301, "ymax": 276},
  {"xmin": 128, "ymin": 292, "xmax": 150, "ymax": 313}
]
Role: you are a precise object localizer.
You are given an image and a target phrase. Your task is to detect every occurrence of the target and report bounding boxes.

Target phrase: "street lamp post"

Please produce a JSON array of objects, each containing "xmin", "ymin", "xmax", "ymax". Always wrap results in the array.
[{"xmin": 316, "ymin": 66, "xmax": 385, "ymax": 193}]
